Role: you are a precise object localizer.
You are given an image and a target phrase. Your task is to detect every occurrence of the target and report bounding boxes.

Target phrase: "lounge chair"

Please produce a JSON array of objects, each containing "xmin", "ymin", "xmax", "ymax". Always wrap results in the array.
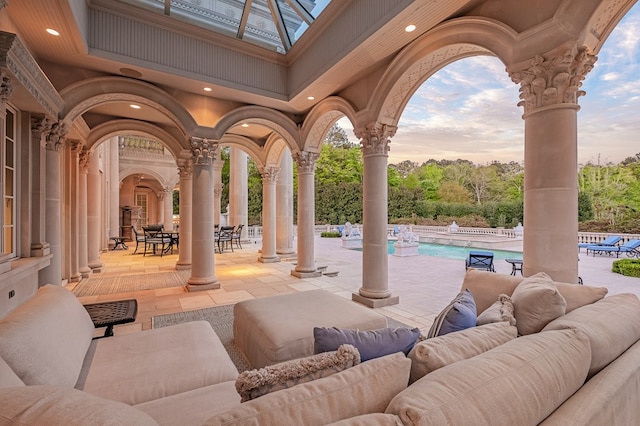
[
  {"xmin": 216, "ymin": 226, "xmax": 235, "ymax": 253},
  {"xmin": 586, "ymin": 239, "xmax": 640, "ymax": 258},
  {"xmin": 465, "ymin": 251, "xmax": 495, "ymax": 272},
  {"xmin": 579, "ymin": 235, "xmax": 621, "ymax": 253},
  {"xmin": 231, "ymin": 224, "xmax": 243, "ymax": 249}
]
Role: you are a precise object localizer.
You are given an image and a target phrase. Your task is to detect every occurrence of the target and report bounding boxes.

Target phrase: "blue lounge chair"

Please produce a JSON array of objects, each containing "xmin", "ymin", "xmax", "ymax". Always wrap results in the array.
[
  {"xmin": 586, "ymin": 239, "xmax": 640, "ymax": 258},
  {"xmin": 579, "ymin": 235, "xmax": 621, "ymax": 253},
  {"xmin": 465, "ymin": 251, "xmax": 495, "ymax": 272}
]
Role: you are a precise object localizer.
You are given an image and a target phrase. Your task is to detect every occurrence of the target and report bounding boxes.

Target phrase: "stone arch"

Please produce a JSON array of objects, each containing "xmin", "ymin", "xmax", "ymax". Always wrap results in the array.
[
  {"xmin": 583, "ymin": 0, "xmax": 637, "ymax": 53},
  {"xmin": 264, "ymin": 135, "xmax": 290, "ymax": 168},
  {"xmin": 301, "ymin": 97, "xmax": 358, "ymax": 152},
  {"xmin": 119, "ymin": 167, "xmax": 168, "ymax": 191},
  {"xmin": 86, "ymin": 119, "xmax": 185, "ymax": 159},
  {"xmin": 364, "ymin": 17, "xmax": 518, "ymax": 127},
  {"xmin": 219, "ymin": 133, "xmax": 266, "ymax": 169},
  {"xmin": 213, "ymin": 105, "xmax": 301, "ymax": 155},
  {"xmin": 59, "ymin": 76, "xmax": 197, "ymax": 144}
]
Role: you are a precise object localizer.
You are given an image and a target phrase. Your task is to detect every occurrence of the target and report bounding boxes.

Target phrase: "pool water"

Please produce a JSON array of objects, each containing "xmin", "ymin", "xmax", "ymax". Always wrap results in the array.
[{"xmin": 386, "ymin": 241, "xmax": 520, "ymax": 260}]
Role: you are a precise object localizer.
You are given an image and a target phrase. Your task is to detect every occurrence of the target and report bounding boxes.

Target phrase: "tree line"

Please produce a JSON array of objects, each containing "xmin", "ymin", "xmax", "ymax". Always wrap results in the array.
[{"xmin": 184, "ymin": 125, "xmax": 640, "ymax": 233}]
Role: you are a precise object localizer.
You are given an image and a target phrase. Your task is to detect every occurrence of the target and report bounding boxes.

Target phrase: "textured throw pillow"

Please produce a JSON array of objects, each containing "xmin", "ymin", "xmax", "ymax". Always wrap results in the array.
[
  {"xmin": 511, "ymin": 272, "xmax": 567, "ymax": 335},
  {"xmin": 427, "ymin": 289, "xmax": 476, "ymax": 338},
  {"xmin": 313, "ymin": 327, "xmax": 420, "ymax": 362},
  {"xmin": 235, "ymin": 344, "xmax": 361, "ymax": 402},
  {"xmin": 476, "ymin": 294, "xmax": 516, "ymax": 326},
  {"xmin": 408, "ymin": 322, "xmax": 517, "ymax": 383}
]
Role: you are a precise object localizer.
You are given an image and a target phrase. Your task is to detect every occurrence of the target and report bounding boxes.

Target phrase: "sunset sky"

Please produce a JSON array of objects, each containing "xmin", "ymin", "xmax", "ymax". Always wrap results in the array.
[{"xmin": 338, "ymin": 5, "xmax": 640, "ymax": 166}]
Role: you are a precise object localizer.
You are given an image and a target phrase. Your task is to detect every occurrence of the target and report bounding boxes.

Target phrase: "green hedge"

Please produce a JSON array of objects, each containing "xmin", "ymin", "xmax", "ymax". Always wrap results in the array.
[
  {"xmin": 612, "ymin": 258, "xmax": 640, "ymax": 277},
  {"xmin": 320, "ymin": 231, "xmax": 341, "ymax": 238}
]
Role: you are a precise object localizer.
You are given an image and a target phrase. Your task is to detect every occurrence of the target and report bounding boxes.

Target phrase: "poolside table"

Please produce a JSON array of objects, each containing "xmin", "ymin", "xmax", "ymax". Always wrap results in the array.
[{"xmin": 505, "ymin": 258, "xmax": 523, "ymax": 276}]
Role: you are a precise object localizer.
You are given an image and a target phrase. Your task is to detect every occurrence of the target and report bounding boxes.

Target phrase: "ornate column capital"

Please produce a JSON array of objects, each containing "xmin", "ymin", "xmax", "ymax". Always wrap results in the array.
[
  {"xmin": 0, "ymin": 69, "xmax": 14, "ymax": 105},
  {"xmin": 356, "ymin": 122, "xmax": 396, "ymax": 157},
  {"xmin": 293, "ymin": 151, "xmax": 319, "ymax": 174},
  {"xmin": 190, "ymin": 137, "xmax": 219, "ymax": 165},
  {"xmin": 177, "ymin": 157, "xmax": 193, "ymax": 178},
  {"xmin": 262, "ymin": 166, "xmax": 280, "ymax": 184},
  {"xmin": 79, "ymin": 147, "xmax": 90, "ymax": 173},
  {"xmin": 69, "ymin": 139, "xmax": 83, "ymax": 155},
  {"xmin": 43, "ymin": 119, "xmax": 68, "ymax": 151},
  {"xmin": 509, "ymin": 44, "xmax": 597, "ymax": 114}
]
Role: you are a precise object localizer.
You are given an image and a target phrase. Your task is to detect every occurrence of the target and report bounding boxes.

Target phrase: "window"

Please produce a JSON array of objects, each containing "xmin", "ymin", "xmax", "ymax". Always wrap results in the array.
[
  {"xmin": 135, "ymin": 193, "xmax": 148, "ymax": 228},
  {"xmin": 2, "ymin": 108, "xmax": 15, "ymax": 257}
]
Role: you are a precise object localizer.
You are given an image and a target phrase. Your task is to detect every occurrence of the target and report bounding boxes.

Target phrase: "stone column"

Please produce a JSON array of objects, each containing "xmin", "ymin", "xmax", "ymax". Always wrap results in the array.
[
  {"xmin": 291, "ymin": 151, "xmax": 321, "ymax": 278},
  {"xmin": 162, "ymin": 187, "xmax": 173, "ymax": 231},
  {"xmin": 39, "ymin": 120, "xmax": 67, "ymax": 286},
  {"xmin": 30, "ymin": 118, "xmax": 50, "ymax": 257},
  {"xmin": 187, "ymin": 138, "xmax": 220, "ymax": 291},
  {"xmin": 213, "ymin": 159, "xmax": 224, "ymax": 226},
  {"xmin": 353, "ymin": 123, "xmax": 399, "ymax": 308},
  {"xmin": 108, "ymin": 137, "xmax": 119, "ymax": 245},
  {"xmin": 276, "ymin": 151, "xmax": 295, "ymax": 256},
  {"xmin": 87, "ymin": 149, "xmax": 103, "ymax": 272},
  {"xmin": 78, "ymin": 147, "xmax": 91, "ymax": 278},
  {"xmin": 229, "ymin": 147, "xmax": 248, "ymax": 239},
  {"xmin": 510, "ymin": 45, "xmax": 596, "ymax": 283},
  {"xmin": 176, "ymin": 151, "xmax": 193, "ymax": 269},
  {"xmin": 259, "ymin": 166, "xmax": 280, "ymax": 263},
  {"xmin": 67, "ymin": 140, "xmax": 82, "ymax": 282}
]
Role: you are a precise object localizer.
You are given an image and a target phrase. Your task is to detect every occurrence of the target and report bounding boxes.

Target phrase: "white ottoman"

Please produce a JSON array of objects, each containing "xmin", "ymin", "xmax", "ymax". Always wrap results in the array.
[{"xmin": 233, "ymin": 290, "xmax": 388, "ymax": 368}]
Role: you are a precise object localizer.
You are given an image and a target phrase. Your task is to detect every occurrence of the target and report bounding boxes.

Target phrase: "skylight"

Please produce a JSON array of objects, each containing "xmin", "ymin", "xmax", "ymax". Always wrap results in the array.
[{"xmin": 124, "ymin": 0, "xmax": 331, "ymax": 53}]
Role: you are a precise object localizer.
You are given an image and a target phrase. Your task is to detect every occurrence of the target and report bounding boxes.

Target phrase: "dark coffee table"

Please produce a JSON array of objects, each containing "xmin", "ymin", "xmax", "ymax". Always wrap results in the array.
[{"xmin": 83, "ymin": 299, "xmax": 138, "ymax": 338}]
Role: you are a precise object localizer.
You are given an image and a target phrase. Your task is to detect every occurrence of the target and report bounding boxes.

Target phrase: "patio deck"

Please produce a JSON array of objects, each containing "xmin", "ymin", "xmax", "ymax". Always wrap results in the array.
[{"xmin": 69, "ymin": 236, "xmax": 640, "ymax": 338}]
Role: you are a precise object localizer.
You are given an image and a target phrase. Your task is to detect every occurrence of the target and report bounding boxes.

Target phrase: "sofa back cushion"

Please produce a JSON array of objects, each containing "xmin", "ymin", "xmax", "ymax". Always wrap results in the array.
[
  {"xmin": 542, "ymin": 293, "xmax": 640, "ymax": 378},
  {"xmin": 408, "ymin": 322, "xmax": 517, "ymax": 383},
  {"xmin": 205, "ymin": 353, "xmax": 411, "ymax": 426},
  {"xmin": 0, "ymin": 385, "xmax": 158, "ymax": 425},
  {"xmin": 553, "ymin": 281, "xmax": 608, "ymax": 313},
  {"xmin": 386, "ymin": 329, "xmax": 591, "ymax": 426},
  {"xmin": 460, "ymin": 270, "xmax": 522, "ymax": 315},
  {"xmin": 511, "ymin": 272, "xmax": 566, "ymax": 335},
  {"xmin": 0, "ymin": 356, "xmax": 24, "ymax": 388},
  {"xmin": 0, "ymin": 285, "xmax": 94, "ymax": 387}
]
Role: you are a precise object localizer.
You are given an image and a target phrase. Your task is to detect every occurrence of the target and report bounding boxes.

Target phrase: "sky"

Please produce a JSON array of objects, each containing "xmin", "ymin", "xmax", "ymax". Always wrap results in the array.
[{"xmin": 338, "ymin": 6, "xmax": 640, "ymax": 166}]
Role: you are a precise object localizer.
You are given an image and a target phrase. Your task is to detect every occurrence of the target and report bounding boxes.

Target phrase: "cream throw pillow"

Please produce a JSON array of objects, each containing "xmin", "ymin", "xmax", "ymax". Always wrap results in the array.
[
  {"xmin": 408, "ymin": 322, "xmax": 517, "ymax": 383},
  {"xmin": 476, "ymin": 294, "xmax": 516, "ymax": 326},
  {"xmin": 235, "ymin": 344, "xmax": 360, "ymax": 402},
  {"xmin": 511, "ymin": 272, "xmax": 566, "ymax": 335}
]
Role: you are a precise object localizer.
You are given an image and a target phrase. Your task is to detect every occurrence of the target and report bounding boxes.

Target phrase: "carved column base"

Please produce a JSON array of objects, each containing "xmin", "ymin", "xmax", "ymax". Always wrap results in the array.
[
  {"xmin": 258, "ymin": 255, "xmax": 280, "ymax": 263},
  {"xmin": 80, "ymin": 267, "xmax": 92, "ymax": 279},
  {"xmin": 175, "ymin": 261, "xmax": 191, "ymax": 270},
  {"xmin": 186, "ymin": 277, "xmax": 220, "ymax": 292},
  {"xmin": 352, "ymin": 292, "xmax": 399, "ymax": 308}
]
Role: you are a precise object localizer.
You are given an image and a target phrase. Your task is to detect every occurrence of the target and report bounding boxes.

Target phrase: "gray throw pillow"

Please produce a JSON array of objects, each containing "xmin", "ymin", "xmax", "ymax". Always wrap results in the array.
[
  {"xmin": 427, "ymin": 289, "xmax": 477, "ymax": 338},
  {"xmin": 313, "ymin": 326, "xmax": 421, "ymax": 361}
]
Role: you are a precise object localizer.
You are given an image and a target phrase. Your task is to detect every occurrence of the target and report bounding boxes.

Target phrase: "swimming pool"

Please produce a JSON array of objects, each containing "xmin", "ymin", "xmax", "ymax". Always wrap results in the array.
[{"xmin": 385, "ymin": 241, "xmax": 521, "ymax": 260}]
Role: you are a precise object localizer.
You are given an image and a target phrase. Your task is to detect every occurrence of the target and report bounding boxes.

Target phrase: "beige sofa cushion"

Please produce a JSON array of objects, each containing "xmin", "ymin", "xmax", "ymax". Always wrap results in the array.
[
  {"xmin": 386, "ymin": 329, "xmax": 591, "ymax": 426},
  {"xmin": 511, "ymin": 272, "xmax": 566, "ymax": 335},
  {"xmin": 136, "ymin": 381, "xmax": 241, "ymax": 426},
  {"xmin": 78, "ymin": 321, "xmax": 239, "ymax": 405},
  {"xmin": 408, "ymin": 322, "xmax": 517, "ymax": 383},
  {"xmin": 205, "ymin": 352, "xmax": 411, "ymax": 426},
  {"xmin": 0, "ymin": 356, "xmax": 24, "ymax": 388},
  {"xmin": 327, "ymin": 413, "xmax": 404, "ymax": 425},
  {"xmin": 0, "ymin": 285, "xmax": 94, "ymax": 387},
  {"xmin": 460, "ymin": 269, "xmax": 522, "ymax": 314},
  {"xmin": 0, "ymin": 385, "xmax": 158, "ymax": 425},
  {"xmin": 540, "ymin": 339, "xmax": 640, "ymax": 426},
  {"xmin": 542, "ymin": 293, "xmax": 640, "ymax": 378},
  {"xmin": 460, "ymin": 270, "xmax": 608, "ymax": 315}
]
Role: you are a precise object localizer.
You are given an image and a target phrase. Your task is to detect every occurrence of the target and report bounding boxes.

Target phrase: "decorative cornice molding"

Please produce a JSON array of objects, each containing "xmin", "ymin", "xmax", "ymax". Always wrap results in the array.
[
  {"xmin": 190, "ymin": 137, "xmax": 219, "ymax": 165},
  {"xmin": 0, "ymin": 31, "xmax": 64, "ymax": 118},
  {"xmin": 356, "ymin": 122, "xmax": 396, "ymax": 157},
  {"xmin": 293, "ymin": 151, "xmax": 319, "ymax": 174},
  {"xmin": 510, "ymin": 45, "xmax": 597, "ymax": 114}
]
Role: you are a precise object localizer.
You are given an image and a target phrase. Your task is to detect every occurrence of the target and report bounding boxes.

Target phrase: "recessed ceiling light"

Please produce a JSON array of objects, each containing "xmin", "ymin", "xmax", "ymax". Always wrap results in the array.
[
  {"xmin": 241, "ymin": 123, "xmax": 249, "ymax": 128},
  {"xmin": 46, "ymin": 28, "xmax": 60, "ymax": 36},
  {"xmin": 405, "ymin": 24, "xmax": 416, "ymax": 32},
  {"xmin": 307, "ymin": 96, "xmax": 315, "ymax": 100},
  {"xmin": 204, "ymin": 87, "xmax": 212, "ymax": 92},
  {"xmin": 130, "ymin": 104, "xmax": 141, "ymax": 109}
]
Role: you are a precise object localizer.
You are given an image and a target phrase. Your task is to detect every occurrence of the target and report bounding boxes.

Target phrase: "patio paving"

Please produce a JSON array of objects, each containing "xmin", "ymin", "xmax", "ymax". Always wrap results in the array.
[{"xmin": 69, "ymin": 236, "xmax": 640, "ymax": 338}]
